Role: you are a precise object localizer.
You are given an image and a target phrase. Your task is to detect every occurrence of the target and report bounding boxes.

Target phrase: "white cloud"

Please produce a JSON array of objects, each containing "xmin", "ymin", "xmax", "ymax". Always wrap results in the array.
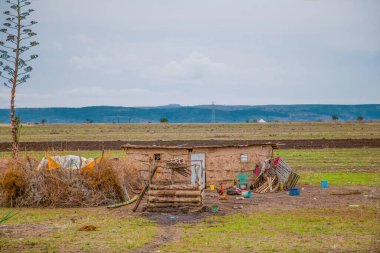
[{"xmin": 148, "ymin": 52, "xmax": 229, "ymax": 82}]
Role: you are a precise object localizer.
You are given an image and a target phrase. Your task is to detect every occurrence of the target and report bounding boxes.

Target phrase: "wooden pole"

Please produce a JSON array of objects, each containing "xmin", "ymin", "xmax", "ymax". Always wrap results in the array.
[{"xmin": 132, "ymin": 165, "xmax": 158, "ymax": 212}]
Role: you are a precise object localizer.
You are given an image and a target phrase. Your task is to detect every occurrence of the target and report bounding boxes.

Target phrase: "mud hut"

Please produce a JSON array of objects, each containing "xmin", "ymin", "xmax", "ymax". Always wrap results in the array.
[{"xmin": 121, "ymin": 141, "xmax": 278, "ymax": 188}]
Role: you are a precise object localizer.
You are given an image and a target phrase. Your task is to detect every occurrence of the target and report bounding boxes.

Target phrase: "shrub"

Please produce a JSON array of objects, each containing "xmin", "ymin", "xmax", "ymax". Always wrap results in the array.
[
  {"xmin": 331, "ymin": 115, "xmax": 339, "ymax": 121},
  {"xmin": 0, "ymin": 162, "xmax": 27, "ymax": 206},
  {"xmin": 0, "ymin": 159, "xmax": 137, "ymax": 207}
]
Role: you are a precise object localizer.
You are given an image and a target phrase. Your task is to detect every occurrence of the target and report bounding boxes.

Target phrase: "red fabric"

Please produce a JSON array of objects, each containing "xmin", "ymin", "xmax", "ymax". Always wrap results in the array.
[{"xmin": 274, "ymin": 157, "xmax": 280, "ymax": 167}]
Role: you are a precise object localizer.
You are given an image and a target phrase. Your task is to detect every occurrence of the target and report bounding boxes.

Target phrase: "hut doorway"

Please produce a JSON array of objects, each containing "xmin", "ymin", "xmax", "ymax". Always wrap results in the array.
[{"xmin": 190, "ymin": 153, "xmax": 206, "ymax": 188}]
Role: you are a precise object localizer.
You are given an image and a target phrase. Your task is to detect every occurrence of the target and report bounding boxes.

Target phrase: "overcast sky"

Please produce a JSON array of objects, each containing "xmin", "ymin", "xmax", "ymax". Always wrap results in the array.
[{"xmin": 0, "ymin": 0, "xmax": 379, "ymax": 107}]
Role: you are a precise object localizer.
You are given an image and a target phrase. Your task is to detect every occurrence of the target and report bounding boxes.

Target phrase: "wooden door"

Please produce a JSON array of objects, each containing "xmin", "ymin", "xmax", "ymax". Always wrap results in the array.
[{"xmin": 190, "ymin": 153, "xmax": 206, "ymax": 188}]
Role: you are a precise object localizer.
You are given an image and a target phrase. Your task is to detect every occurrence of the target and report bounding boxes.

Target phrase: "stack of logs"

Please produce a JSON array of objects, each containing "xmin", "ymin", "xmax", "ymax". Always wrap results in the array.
[{"xmin": 145, "ymin": 184, "xmax": 204, "ymax": 212}]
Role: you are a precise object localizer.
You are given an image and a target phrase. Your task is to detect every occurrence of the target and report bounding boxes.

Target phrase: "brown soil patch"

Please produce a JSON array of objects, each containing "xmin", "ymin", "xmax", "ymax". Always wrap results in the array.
[
  {"xmin": 0, "ymin": 223, "xmax": 52, "ymax": 239},
  {"xmin": 1, "ymin": 139, "xmax": 380, "ymax": 152},
  {"xmin": 124, "ymin": 186, "xmax": 380, "ymax": 224}
]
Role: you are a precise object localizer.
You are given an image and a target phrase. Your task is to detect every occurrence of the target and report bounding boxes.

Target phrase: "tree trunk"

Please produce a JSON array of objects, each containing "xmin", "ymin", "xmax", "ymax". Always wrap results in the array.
[
  {"xmin": 11, "ymin": 0, "xmax": 21, "ymax": 159},
  {"xmin": 10, "ymin": 86, "xmax": 17, "ymax": 159}
]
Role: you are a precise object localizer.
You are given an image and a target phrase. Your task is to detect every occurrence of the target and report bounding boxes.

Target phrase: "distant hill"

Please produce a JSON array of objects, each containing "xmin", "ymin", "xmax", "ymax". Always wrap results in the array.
[{"xmin": 0, "ymin": 104, "xmax": 379, "ymax": 123}]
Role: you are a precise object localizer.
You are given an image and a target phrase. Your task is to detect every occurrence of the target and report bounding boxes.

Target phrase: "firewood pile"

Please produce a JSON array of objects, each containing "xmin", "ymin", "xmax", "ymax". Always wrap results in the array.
[
  {"xmin": 145, "ymin": 184, "xmax": 204, "ymax": 212},
  {"xmin": 255, "ymin": 175, "xmax": 279, "ymax": 193},
  {"xmin": 254, "ymin": 157, "xmax": 300, "ymax": 194}
]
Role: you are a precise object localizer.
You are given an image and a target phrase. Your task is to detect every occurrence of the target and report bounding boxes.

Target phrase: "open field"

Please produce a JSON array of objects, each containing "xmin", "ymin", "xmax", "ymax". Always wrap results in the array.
[
  {"xmin": 0, "ymin": 208, "xmax": 157, "ymax": 252},
  {"xmin": 276, "ymin": 148, "xmax": 380, "ymax": 186},
  {"xmin": 1, "ymin": 147, "xmax": 379, "ymax": 252},
  {"xmin": 2, "ymin": 138, "xmax": 380, "ymax": 152},
  {"xmin": 1, "ymin": 122, "xmax": 379, "ymax": 252},
  {"xmin": 1, "ymin": 186, "xmax": 379, "ymax": 253},
  {"xmin": 161, "ymin": 207, "xmax": 379, "ymax": 253},
  {"xmin": 1, "ymin": 122, "xmax": 380, "ymax": 142}
]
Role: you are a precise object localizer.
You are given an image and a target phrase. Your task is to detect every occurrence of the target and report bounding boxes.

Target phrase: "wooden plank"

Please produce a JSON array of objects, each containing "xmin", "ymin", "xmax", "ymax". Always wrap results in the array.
[
  {"xmin": 148, "ymin": 190, "xmax": 202, "ymax": 197},
  {"xmin": 145, "ymin": 207, "xmax": 202, "ymax": 213},
  {"xmin": 147, "ymin": 202, "xmax": 202, "ymax": 208},
  {"xmin": 150, "ymin": 184, "xmax": 200, "ymax": 190},
  {"xmin": 148, "ymin": 196, "xmax": 201, "ymax": 203}
]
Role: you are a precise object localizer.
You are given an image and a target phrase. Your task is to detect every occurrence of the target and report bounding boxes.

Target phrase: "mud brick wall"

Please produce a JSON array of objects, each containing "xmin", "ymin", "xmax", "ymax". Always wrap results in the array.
[{"xmin": 124, "ymin": 145, "xmax": 273, "ymax": 187}]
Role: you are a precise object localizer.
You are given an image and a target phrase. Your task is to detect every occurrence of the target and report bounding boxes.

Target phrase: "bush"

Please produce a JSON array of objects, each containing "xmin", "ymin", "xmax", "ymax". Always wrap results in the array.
[
  {"xmin": 159, "ymin": 117, "xmax": 169, "ymax": 123},
  {"xmin": 357, "ymin": 115, "xmax": 364, "ymax": 121},
  {"xmin": 0, "ymin": 162, "xmax": 27, "ymax": 205},
  {"xmin": 0, "ymin": 159, "xmax": 138, "ymax": 207}
]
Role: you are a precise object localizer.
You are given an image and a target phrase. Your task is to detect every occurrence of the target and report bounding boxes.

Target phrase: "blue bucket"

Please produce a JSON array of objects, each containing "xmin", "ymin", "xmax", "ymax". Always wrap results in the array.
[
  {"xmin": 321, "ymin": 180, "xmax": 328, "ymax": 188},
  {"xmin": 242, "ymin": 191, "xmax": 252, "ymax": 198},
  {"xmin": 289, "ymin": 188, "xmax": 300, "ymax": 196}
]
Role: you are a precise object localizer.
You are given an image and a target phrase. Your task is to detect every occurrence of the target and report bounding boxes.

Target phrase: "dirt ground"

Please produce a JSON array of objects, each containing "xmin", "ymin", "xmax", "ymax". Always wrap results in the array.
[
  {"xmin": 1, "ymin": 138, "xmax": 380, "ymax": 152},
  {"xmin": 122, "ymin": 186, "xmax": 380, "ymax": 252},
  {"xmin": 118, "ymin": 186, "xmax": 380, "ymax": 225}
]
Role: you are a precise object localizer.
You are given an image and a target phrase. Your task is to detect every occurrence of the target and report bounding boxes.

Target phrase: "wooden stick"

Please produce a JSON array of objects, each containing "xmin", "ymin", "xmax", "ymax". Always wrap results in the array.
[
  {"xmin": 107, "ymin": 195, "xmax": 138, "ymax": 209},
  {"xmin": 133, "ymin": 165, "xmax": 158, "ymax": 212}
]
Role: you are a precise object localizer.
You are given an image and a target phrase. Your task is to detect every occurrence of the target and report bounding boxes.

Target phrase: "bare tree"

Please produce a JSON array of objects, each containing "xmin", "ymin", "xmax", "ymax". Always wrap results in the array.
[{"xmin": 0, "ymin": 0, "xmax": 38, "ymax": 159}]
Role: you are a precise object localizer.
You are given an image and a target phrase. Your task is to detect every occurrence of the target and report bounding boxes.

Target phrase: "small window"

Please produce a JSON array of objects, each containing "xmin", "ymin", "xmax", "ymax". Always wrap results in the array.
[
  {"xmin": 240, "ymin": 154, "xmax": 248, "ymax": 162},
  {"xmin": 154, "ymin": 154, "xmax": 161, "ymax": 161}
]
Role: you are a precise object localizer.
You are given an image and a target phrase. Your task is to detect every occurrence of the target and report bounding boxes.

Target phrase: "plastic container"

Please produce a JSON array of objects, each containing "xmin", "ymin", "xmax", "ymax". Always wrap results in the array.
[
  {"xmin": 239, "ymin": 184, "xmax": 247, "ymax": 190},
  {"xmin": 289, "ymin": 188, "xmax": 300, "ymax": 196},
  {"xmin": 321, "ymin": 180, "xmax": 328, "ymax": 188},
  {"xmin": 242, "ymin": 191, "xmax": 252, "ymax": 198},
  {"xmin": 210, "ymin": 185, "xmax": 215, "ymax": 190}
]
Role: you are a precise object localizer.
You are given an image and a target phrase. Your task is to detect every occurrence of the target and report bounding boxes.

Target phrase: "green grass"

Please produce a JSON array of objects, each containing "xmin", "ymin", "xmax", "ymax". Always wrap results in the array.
[
  {"xmin": 0, "ymin": 208, "xmax": 158, "ymax": 253},
  {"xmin": 1, "ymin": 207, "xmax": 378, "ymax": 253},
  {"xmin": 275, "ymin": 148, "xmax": 380, "ymax": 186},
  {"xmin": 300, "ymin": 172, "xmax": 380, "ymax": 186},
  {"xmin": 161, "ymin": 208, "xmax": 380, "ymax": 253},
  {"xmin": 275, "ymin": 148, "xmax": 380, "ymax": 172},
  {"xmin": 1, "ymin": 121, "xmax": 379, "ymax": 142}
]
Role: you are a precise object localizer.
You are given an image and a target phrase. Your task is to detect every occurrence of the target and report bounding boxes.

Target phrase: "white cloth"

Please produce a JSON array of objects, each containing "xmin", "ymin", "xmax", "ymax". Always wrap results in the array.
[{"xmin": 36, "ymin": 155, "xmax": 94, "ymax": 170}]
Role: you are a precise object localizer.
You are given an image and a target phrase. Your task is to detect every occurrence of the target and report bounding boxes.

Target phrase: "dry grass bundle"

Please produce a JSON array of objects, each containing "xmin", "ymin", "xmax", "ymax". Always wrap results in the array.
[
  {"xmin": 0, "ymin": 162, "xmax": 27, "ymax": 205},
  {"xmin": 0, "ymin": 158, "xmax": 136, "ymax": 207},
  {"xmin": 112, "ymin": 160, "xmax": 141, "ymax": 195}
]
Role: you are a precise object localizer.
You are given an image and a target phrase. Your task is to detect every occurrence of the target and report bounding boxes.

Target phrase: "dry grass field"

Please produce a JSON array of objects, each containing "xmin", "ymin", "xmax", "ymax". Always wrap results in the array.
[
  {"xmin": 1, "ymin": 121, "xmax": 380, "ymax": 142},
  {"xmin": 1, "ymin": 122, "xmax": 379, "ymax": 252}
]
